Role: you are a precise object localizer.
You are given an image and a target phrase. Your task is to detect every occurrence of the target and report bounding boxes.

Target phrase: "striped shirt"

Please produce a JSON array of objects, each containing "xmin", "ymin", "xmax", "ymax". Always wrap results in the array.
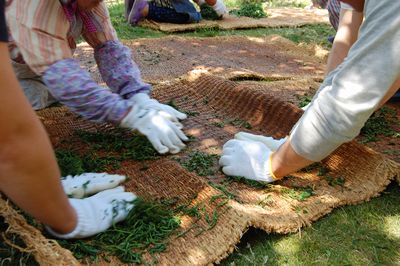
[{"xmin": 6, "ymin": 0, "xmax": 117, "ymax": 74}]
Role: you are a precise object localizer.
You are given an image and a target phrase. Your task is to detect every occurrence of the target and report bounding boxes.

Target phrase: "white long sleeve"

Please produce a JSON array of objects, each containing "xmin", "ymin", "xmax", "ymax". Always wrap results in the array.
[{"xmin": 290, "ymin": 0, "xmax": 400, "ymax": 161}]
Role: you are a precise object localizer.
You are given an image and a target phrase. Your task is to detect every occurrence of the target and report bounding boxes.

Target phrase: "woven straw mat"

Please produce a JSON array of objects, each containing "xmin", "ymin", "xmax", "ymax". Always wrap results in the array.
[
  {"xmin": 75, "ymin": 35, "xmax": 327, "ymax": 85},
  {"xmin": 21, "ymin": 74, "xmax": 399, "ymax": 265},
  {"xmin": 139, "ymin": 8, "xmax": 329, "ymax": 33}
]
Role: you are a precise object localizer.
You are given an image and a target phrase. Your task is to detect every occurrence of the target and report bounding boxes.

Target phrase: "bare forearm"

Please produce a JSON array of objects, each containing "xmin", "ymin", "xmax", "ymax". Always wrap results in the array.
[
  {"xmin": 271, "ymin": 140, "xmax": 314, "ymax": 178},
  {"xmin": 326, "ymin": 8, "xmax": 363, "ymax": 74},
  {"xmin": 0, "ymin": 44, "xmax": 76, "ymax": 234}
]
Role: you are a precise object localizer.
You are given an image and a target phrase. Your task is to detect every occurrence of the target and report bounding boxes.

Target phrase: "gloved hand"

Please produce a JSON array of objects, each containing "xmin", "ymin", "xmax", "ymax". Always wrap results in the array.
[
  {"xmin": 219, "ymin": 139, "xmax": 278, "ymax": 183},
  {"xmin": 46, "ymin": 186, "xmax": 136, "ymax": 239},
  {"xmin": 61, "ymin": 173, "xmax": 127, "ymax": 199},
  {"xmin": 211, "ymin": 0, "xmax": 227, "ymax": 17},
  {"xmin": 121, "ymin": 105, "xmax": 188, "ymax": 154},
  {"xmin": 234, "ymin": 132, "xmax": 286, "ymax": 152},
  {"xmin": 130, "ymin": 93, "xmax": 187, "ymax": 125}
]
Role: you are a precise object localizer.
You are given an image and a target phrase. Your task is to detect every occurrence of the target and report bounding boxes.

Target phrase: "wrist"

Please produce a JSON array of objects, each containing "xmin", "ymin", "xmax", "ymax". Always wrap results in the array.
[
  {"xmin": 46, "ymin": 200, "xmax": 81, "ymax": 238},
  {"xmin": 268, "ymin": 153, "xmax": 280, "ymax": 180}
]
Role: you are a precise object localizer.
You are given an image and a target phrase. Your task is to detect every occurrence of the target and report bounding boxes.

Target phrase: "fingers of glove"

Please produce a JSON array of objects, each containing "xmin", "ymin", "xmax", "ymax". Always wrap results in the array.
[
  {"xmin": 167, "ymin": 133, "xmax": 186, "ymax": 154},
  {"xmin": 92, "ymin": 186, "xmax": 126, "ymax": 198},
  {"xmin": 221, "ymin": 146, "xmax": 234, "ymax": 156},
  {"xmin": 222, "ymin": 139, "xmax": 241, "ymax": 150},
  {"xmin": 146, "ymin": 133, "xmax": 169, "ymax": 154},
  {"xmin": 159, "ymin": 133, "xmax": 183, "ymax": 154},
  {"xmin": 221, "ymin": 166, "xmax": 236, "ymax": 176},
  {"xmin": 168, "ymin": 120, "xmax": 188, "ymax": 142},
  {"xmin": 109, "ymin": 193, "xmax": 136, "ymax": 223},
  {"xmin": 219, "ymin": 155, "xmax": 233, "ymax": 167},
  {"xmin": 234, "ymin": 132, "xmax": 285, "ymax": 151},
  {"xmin": 158, "ymin": 110, "xmax": 179, "ymax": 123},
  {"xmin": 79, "ymin": 173, "xmax": 126, "ymax": 195},
  {"xmin": 162, "ymin": 105, "xmax": 187, "ymax": 120}
]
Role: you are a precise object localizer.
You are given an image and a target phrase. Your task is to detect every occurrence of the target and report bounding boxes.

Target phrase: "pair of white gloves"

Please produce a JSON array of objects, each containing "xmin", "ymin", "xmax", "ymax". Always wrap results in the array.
[
  {"xmin": 121, "ymin": 93, "xmax": 188, "ymax": 154},
  {"xmin": 219, "ymin": 132, "xmax": 287, "ymax": 183},
  {"xmin": 47, "ymin": 173, "xmax": 135, "ymax": 239}
]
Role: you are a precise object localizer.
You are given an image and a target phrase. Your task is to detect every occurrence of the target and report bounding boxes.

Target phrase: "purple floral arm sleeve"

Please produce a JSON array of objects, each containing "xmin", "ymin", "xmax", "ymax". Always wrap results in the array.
[
  {"xmin": 43, "ymin": 58, "xmax": 131, "ymax": 124},
  {"xmin": 94, "ymin": 41, "xmax": 151, "ymax": 99}
]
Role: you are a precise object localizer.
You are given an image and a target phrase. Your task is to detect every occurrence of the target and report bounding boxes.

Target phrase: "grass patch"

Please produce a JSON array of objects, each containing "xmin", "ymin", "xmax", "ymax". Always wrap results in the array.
[
  {"xmin": 360, "ymin": 107, "xmax": 399, "ymax": 143},
  {"xmin": 58, "ymin": 198, "xmax": 180, "ymax": 264},
  {"xmin": 221, "ymin": 183, "xmax": 400, "ymax": 265},
  {"xmin": 108, "ymin": 3, "xmax": 165, "ymax": 40},
  {"xmin": 180, "ymin": 24, "xmax": 334, "ymax": 48},
  {"xmin": 107, "ymin": 3, "xmax": 334, "ymax": 48},
  {"xmin": 229, "ymin": 2, "xmax": 267, "ymax": 18},
  {"xmin": 181, "ymin": 151, "xmax": 220, "ymax": 176},
  {"xmin": 265, "ymin": 0, "xmax": 311, "ymax": 8}
]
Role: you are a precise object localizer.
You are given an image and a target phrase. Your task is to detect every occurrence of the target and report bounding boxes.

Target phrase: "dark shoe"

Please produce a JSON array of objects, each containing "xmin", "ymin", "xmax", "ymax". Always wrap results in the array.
[
  {"xmin": 128, "ymin": 0, "xmax": 148, "ymax": 25},
  {"xmin": 327, "ymin": 35, "xmax": 335, "ymax": 44}
]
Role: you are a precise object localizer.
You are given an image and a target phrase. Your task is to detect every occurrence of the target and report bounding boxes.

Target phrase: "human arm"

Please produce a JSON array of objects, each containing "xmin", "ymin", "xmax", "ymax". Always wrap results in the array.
[
  {"xmin": 0, "ymin": 42, "xmax": 138, "ymax": 239},
  {"xmin": 0, "ymin": 41, "xmax": 77, "ymax": 234},
  {"xmin": 325, "ymin": 4, "xmax": 363, "ymax": 74},
  {"xmin": 221, "ymin": 0, "xmax": 400, "ymax": 179}
]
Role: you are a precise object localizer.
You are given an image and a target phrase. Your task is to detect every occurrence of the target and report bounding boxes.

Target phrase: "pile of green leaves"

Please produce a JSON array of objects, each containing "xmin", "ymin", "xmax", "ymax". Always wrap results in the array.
[
  {"xmin": 281, "ymin": 186, "xmax": 314, "ymax": 201},
  {"xmin": 229, "ymin": 2, "xmax": 267, "ymax": 19},
  {"xmin": 56, "ymin": 129, "xmax": 160, "ymax": 176},
  {"xmin": 200, "ymin": 4, "xmax": 221, "ymax": 20},
  {"xmin": 58, "ymin": 198, "xmax": 180, "ymax": 264},
  {"xmin": 360, "ymin": 107, "xmax": 399, "ymax": 143},
  {"xmin": 181, "ymin": 151, "xmax": 220, "ymax": 176},
  {"xmin": 56, "ymin": 150, "xmax": 121, "ymax": 176},
  {"xmin": 76, "ymin": 129, "xmax": 159, "ymax": 161}
]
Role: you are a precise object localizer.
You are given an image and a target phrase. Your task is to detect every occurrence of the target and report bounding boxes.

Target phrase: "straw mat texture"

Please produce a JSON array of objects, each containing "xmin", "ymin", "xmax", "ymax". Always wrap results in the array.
[{"xmin": 4, "ymin": 75, "xmax": 398, "ymax": 265}]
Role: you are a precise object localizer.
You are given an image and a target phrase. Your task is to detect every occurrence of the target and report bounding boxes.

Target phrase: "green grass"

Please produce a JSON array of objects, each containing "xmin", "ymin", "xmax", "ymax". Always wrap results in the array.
[
  {"xmin": 221, "ymin": 182, "xmax": 400, "ymax": 265},
  {"xmin": 109, "ymin": 2, "xmax": 334, "ymax": 48}
]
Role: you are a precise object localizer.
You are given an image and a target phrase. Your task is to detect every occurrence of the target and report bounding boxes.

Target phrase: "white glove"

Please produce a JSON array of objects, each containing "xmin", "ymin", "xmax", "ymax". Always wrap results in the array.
[
  {"xmin": 211, "ymin": 0, "xmax": 227, "ymax": 17},
  {"xmin": 219, "ymin": 139, "xmax": 278, "ymax": 183},
  {"xmin": 130, "ymin": 93, "xmax": 187, "ymax": 125},
  {"xmin": 61, "ymin": 173, "xmax": 127, "ymax": 199},
  {"xmin": 121, "ymin": 105, "xmax": 188, "ymax": 154},
  {"xmin": 235, "ymin": 132, "xmax": 286, "ymax": 152},
  {"xmin": 47, "ymin": 186, "xmax": 136, "ymax": 239}
]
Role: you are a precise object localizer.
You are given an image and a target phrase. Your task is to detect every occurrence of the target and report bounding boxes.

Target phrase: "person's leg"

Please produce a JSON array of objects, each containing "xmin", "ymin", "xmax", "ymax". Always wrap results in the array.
[
  {"xmin": 147, "ymin": 3, "xmax": 190, "ymax": 24},
  {"xmin": 11, "ymin": 60, "xmax": 57, "ymax": 110}
]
